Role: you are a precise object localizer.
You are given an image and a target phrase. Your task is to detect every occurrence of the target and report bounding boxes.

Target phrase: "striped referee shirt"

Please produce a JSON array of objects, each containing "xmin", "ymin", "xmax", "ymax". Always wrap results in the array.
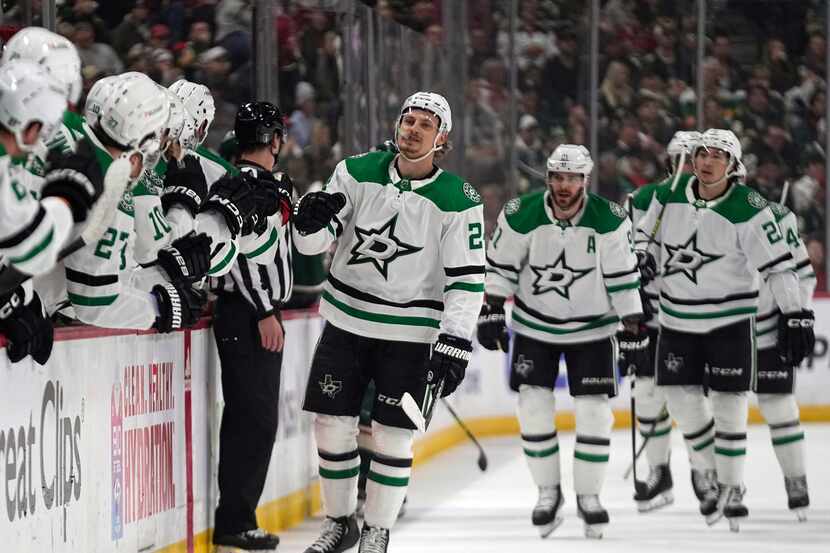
[{"xmin": 209, "ymin": 161, "xmax": 294, "ymax": 317}]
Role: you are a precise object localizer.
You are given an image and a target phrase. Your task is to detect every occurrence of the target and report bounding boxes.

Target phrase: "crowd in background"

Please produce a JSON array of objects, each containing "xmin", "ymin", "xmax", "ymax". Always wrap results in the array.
[{"xmin": 0, "ymin": 0, "xmax": 827, "ymax": 288}]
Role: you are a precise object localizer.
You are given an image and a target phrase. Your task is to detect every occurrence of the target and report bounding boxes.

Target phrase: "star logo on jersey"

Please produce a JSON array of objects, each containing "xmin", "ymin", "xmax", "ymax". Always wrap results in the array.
[
  {"xmin": 514, "ymin": 355, "xmax": 535, "ymax": 378},
  {"xmin": 664, "ymin": 353, "xmax": 684, "ymax": 373},
  {"xmin": 529, "ymin": 251, "xmax": 594, "ymax": 299},
  {"xmin": 319, "ymin": 374, "xmax": 343, "ymax": 399},
  {"xmin": 347, "ymin": 214, "xmax": 422, "ymax": 279},
  {"xmin": 663, "ymin": 232, "xmax": 722, "ymax": 284}
]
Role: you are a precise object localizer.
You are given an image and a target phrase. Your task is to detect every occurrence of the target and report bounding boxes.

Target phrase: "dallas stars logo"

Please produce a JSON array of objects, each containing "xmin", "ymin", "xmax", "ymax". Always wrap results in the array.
[
  {"xmin": 319, "ymin": 374, "xmax": 343, "ymax": 399},
  {"xmin": 514, "ymin": 355, "xmax": 534, "ymax": 378},
  {"xmin": 347, "ymin": 214, "xmax": 422, "ymax": 279},
  {"xmin": 663, "ymin": 232, "xmax": 723, "ymax": 284},
  {"xmin": 529, "ymin": 250, "xmax": 593, "ymax": 298}
]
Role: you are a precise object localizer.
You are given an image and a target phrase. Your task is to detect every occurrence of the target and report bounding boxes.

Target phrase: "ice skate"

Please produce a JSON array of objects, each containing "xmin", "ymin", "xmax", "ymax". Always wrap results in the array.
[
  {"xmin": 785, "ymin": 476, "xmax": 809, "ymax": 522},
  {"xmin": 690, "ymin": 468, "xmax": 708, "ymax": 502},
  {"xmin": 531, "ymin": 484, "xmax": 564, "ymax": 538},
  {"xmin": 358, "ymin": 524, "xmax": 389, "ymax": 553},
  {"xmin": 576, "ymin": 494, "xmax": 609, "ymax": 539},
  {"xmin": 304, "ymin": 515, "xmax": 360, "ymax": 553},
  {"xmin": 213, "ymin": 528, "xmax": 279, "ymax": 552},
  {"xmin": 698, "ymin": 470, "xmax": 723, "ymax": 525},
  {"xmin": 722, "ymin": 485, "xmax": 748, "ymax": 532},
  {"xmin": 634, "ymin": 464, "xmax": 674, "ymax": 512}
]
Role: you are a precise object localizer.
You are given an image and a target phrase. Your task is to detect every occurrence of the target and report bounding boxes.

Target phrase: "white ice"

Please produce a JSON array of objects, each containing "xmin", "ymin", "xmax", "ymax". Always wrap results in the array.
[{"xmin": 277, "ymin": 424, "xmax": 830, "ymax": 552}]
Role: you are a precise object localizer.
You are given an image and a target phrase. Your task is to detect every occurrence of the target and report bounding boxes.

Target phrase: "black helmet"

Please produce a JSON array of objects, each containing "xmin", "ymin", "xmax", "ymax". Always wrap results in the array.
[{"xmin": 234, "ymin": 101, "xmax": 285, "ymax": 148}]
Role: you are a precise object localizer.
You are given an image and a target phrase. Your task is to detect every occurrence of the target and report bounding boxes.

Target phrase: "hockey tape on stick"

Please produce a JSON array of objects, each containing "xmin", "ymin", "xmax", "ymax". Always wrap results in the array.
[{"xmin": 780, "ymin": 180, "xmax": 790, "ymax": 206}]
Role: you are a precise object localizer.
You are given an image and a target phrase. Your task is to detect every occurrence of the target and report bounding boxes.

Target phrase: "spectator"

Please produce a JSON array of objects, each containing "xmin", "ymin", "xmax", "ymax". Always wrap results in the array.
[
  {"xmin": 538, "ymin": 30, "xmax": 581, "ymax": 127},
  {"xmin": 289, "ymin": 82, "xmax": 317, "ymax": 150},
  {"xmin": 515, "ymin": 114, "xmax": 546, "ymax": 193},
  {"xmin": 194, "ymin": 46, "xmax": 231, "ymax": 89},
  {"xmin": 148, "ymin": 24, "xmax": 171, "ymax": 50},
  {"xmin": 746, "ymin": 146, "xmax": 786, "ymax": 201},
  {"xmin": 806, "ymin": 236, "xmax": 826, "ymax": 291},
  {"xmin": 763, "ymin": 38, "xmax": 798, "ymax": 94},
  {"xmin": 154, "ymin": 48, "xmax": 182, "ymax": 86},
  {"xmin": 636, "ymin": 92, "xmax": 674, "ymax": 146},
  {"xmin": 734, "ymin": 85, "xmax": 781, "ymax": 145},
  {"xmin": 215, "ymin": 0, "xmax": 252, "ymax": 69},
  {"xmin": 112, "ymin": 0, "xmax": 150, "ymax": 60},
  {"xmin": 643, "ymin": 22, "xmax": 692, "ymax": 84},
  {"xmin": 711, "ymin": 30, "xmax": 747, "ymax": 92},
  {"xmin": 802, "ymin": 32, "xmax": 827, "ymax": 79},
  {"xmin": 600, "ymin": 60, "xmax": 635, "ymax": 125},
  {"xmin": 74, "ymin": 21, "xmax": 124, "ymax": 75},
  {"xmin": 790, "ymin": 148, "xmax": 827, "ymax": 216}
]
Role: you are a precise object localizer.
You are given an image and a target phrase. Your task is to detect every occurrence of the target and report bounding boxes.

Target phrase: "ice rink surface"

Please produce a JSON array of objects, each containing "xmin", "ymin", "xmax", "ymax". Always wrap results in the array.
[{"xmin": 277, "ymin": 424, "xmax": 830, "ymax": 552}]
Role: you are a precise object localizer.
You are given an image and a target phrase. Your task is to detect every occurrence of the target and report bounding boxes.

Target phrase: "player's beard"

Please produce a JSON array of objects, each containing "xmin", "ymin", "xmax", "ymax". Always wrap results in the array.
[{"xmin": 552, "ymin": 187, "xmax": 584, "ymax": 211}]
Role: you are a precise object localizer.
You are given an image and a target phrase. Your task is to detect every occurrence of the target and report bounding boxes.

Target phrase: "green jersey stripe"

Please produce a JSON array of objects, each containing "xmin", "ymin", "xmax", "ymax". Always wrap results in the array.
[
  {"xmin": 8, "ymin": 227, "xmax": 54, "ymax": 264},
  {"xmin": 244, "ymin": 227, "xmax": 278, "ymax": 259},
  {"xmin": 322, "ymin": 291, "xmax": 441, "ymax": 328},
  {"xmin": 513, "ymin": 311, "xmax": 619, "ymax": 335},
  {"xmin": 606, "ymin": 280, "xmax": 640, "ymax": 293},
  {"xmin": 444, "ymin": 281, "xmax": 485, "ymax": 293},
  {"xmin": 68, "ymin": 292, "xmax": 118, "ymax": 306},
  {"xmin": 208, "ymin": 241, "xmax": 238, "ymax": 275},
  {"xmin": 660, "ymin": 303, "xmax": 756, "ymax": 320}
]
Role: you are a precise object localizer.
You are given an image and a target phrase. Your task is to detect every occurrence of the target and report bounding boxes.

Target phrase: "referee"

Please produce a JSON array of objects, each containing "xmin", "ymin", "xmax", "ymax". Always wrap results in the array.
[{"xmin": 211, "ymin": 101, "xmax": 293, "ymax": 551}]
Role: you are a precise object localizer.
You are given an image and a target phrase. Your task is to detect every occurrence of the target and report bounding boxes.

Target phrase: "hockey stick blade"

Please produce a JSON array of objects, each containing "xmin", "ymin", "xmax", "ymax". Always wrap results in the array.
[{"xmin": 401, "ymin": 392, "xmax": 426, "ymax": 432}]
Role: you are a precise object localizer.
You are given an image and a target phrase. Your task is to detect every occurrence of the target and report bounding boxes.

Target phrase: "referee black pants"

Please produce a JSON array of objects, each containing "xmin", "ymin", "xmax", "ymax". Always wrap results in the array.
[{"xmin": 213, "ymin": 293, "xmax": 282, "ymax": 538}]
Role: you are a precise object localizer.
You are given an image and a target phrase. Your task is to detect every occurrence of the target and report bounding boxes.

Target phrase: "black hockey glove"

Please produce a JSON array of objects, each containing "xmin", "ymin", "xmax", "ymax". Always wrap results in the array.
[
  {"xmin": 616, "ymin": 321, "xmax": 650, "ymax": 377},
  {"xmin": 199, "ymin": 173, "xmax": 259, "ymax": 236},
  {"xmin": 373, "ymin": 139, "xmax": 399, "ymax": 153},
  {"xmin": 293, "ymin": 191, "xmax": 347, "ymax": 236},
  {"xmin": 477, "ymin": 297, "xmax": 509, "ymax": 351},
  {"xmin": 635, "ymin": 250, "xmax": 658, "ymax": 286},
  {"xmin": 429, "ymin": 333, "xmax": 473, "ymax": 398},
  {"xmin": 151, "ymin": 282, "xmax": 207, "ymax": 333},
  {"xmin": 243, "ymin": 171, "xmax": 293, "ymax": 235},
  {"xmin": 778, "ymin": 310, "xmax": 815, "ymax": 366},
  {"xmin": 273, "ymin": 171, "xmax": 294, "ymax": 225},
  {"xmin": 41, "ymin": 140, "xmax": 104, "ymax": 223},
  {"xmin": 161, "ymin": 154, "xmax": 208, "ymax": 215},
  {"xmin": 0, "ymin": 288, "xmax": 54, "ymax": 364},
  {"xmin": 639, "ymin": 288, "xmax": 655, "ymax": 323},
  {"xmin": 156, "ymin": 232, "xmax": 213, "ymax": 284}
]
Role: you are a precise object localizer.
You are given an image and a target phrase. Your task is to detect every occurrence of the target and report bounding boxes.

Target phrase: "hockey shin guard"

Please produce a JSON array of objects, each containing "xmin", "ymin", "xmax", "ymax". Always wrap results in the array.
[
  {"xmin": 758, "ymin": 393, "xmax": 806, "ymax": 478},
  {"xmin": 517, "ymin": 385, "xmax": 561, "ymax": 487},
  {"xmin": 711, "ymin": 391, "xmax": 749, "ymax": 487},
  {"xmin": 663, "ymin": 385, "xmax": 715, "ymax": 471},
  {"xmin": 315, "ymin": 414, "xmax": 360, "ymax": 518},
  {"xmin": 364, "ymin": 421, "xmax": 413, "ymax": 529},
  {"xmin": 573, "ymin": 395, "xmax": 613, "ymax": 495},
  {"xmin": 634, "ymin": 376, "xmax": 672, "ymax": 466}
]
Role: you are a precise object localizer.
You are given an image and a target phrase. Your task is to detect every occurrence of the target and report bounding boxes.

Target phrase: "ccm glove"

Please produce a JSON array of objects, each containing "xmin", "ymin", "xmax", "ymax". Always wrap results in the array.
[
  {"xmin": 477, "ymin": 297, "xmax": 509, "ymax": 351},
  {"xmin": 293, "ymin": 191, "xmax": 347, "ymax": 235},
  {"xmin": 161, "ymin": 155, "xmax": 208, "ymax": 215},
  {"xmin": 199, "ymin": 174, "xmax": 259, "ymax": 236},
  {"xmin": 0, "ymin": 288, "xmax": 54, "ymax": 364},
  {"xmin": 429, "ymin": 333, "xmax": 473, "ymax": 397},
  {"xmin": 41, "ymin": 140, "xmax": 104, "ymax": 223},
  {"xmin": 156, "ymin": 232, "xmax": 213, "ymax": 284},
  {"xmin": 635, "ymin": 250, "xmax": 658, "ymax": 286},
  {"xmin": 151, "ymin": 282, "xmax": 207, "ymax": 333},
  {"xmin": 616, "ymin": 323, "xmax": 650, "ymax": 376},
  {"xmin": 778, "ymin": 310, "xmax": 815, "ymax": 366}
]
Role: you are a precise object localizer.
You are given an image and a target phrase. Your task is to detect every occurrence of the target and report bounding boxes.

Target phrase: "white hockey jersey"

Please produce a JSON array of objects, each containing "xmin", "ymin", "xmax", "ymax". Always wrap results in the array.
[
  {"xmin": 635, "ymin": 174, "xmax": 800, "ymax": 334},
  {"xmin": 629, "ymin": 178, "xmax": 668, "ymax": 330},
  {"xmin": 755, "ymin": 202, "xmax": 816, "ymax": 350},
  {"xmin": 294, "ymin": 151, "xmax": 485, "ymax": 343},
  {"xmin": 486, "ymin": 190, "xmax": 642, "ymax": 345}
]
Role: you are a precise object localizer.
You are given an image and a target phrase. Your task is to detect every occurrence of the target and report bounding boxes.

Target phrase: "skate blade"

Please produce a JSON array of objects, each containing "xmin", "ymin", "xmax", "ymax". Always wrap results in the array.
[
  {"xmin": 536, "ymin": 515, "xmax": 564, "ymax": 538},
  {"xmin": 794, "ymin": 508, "xmax": 808, "ymax": 522},
  {"xmin": 583, "ymin": 522, "xmax": 606, "ymax": 539},
  {"xmin": 704, "ymin": 510, "xmax": 724, "ymax": 526},
  {"xmin": 214, "ymin": 547, "xmax": 277, "ymax": 553},
  {"xmin": 637, "ymin": 491, "xmax": 675, "ymax": 513},
  {"xmin": 728, "ymin": 518, "xmax": 740, "ymax": 533}
]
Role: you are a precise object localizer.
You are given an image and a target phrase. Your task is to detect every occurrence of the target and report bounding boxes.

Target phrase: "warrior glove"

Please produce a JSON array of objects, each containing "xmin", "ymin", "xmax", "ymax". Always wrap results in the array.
[
  {"xmin": 151, "ymin": 281, "xmax": 207, "ymax": 333},
  {"xmin": 429, "ymin": 333, "xmax": 473, "ymax": 398}
]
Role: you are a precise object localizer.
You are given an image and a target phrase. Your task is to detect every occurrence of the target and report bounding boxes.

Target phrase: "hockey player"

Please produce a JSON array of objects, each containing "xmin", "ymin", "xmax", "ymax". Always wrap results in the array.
[
  {"xmin": 478, "ymin": 144, "xmax": 643, "ymax": 539},
  {"xmin": 61, "ymin": 73, "xmax": 205, "ymax": 333},
  {"xmin": 294, "ymin": 91, "xmax": 484, "ymax": 553},
  {"xmin": 754, "ymin": 201, "xmax": 815, "ymax": 520},
  {"xmin": 635, "ymin": 128, "xmax": 812, "ymax": 530},
  {"xmin": 625, "ymin": 130, "xmax": 711, "ymax": 511}
]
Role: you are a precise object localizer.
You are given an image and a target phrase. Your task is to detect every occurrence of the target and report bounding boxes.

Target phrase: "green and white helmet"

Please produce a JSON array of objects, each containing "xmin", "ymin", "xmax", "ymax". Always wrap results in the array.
[
  {"xmin": 547, "ymin": 144, "xmax": 593, "ymax": 177},
  {"xmin": 395, "ymin": 91, "xmax": 452, "ymax": 162},
  {"xmin": 169, "ymin": 79, "xmax": 215, "ymax": 150},
  {"xmin": 696, "ymin": 128, "xmax": 746, "ymax": 179},
  {"xmin": 667, "ymin": 130, "xmax": 702, "ymax": 158},
  {"xmin": 2, "ymin": 26, "xmax": 83, "ymax": 105},
  {"xmin": 0, "ymin": 60, "xmax": 67, "ymax": 153},
  {"xmin": 84, "ymin": 75, "xmax": 120, "ymax": 125}
]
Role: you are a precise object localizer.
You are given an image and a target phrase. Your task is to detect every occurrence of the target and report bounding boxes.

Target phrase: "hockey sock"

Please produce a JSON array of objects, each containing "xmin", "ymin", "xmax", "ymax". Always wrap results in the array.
[
  {"xmin": 315, "ymin": 414, "xmax": 360, "ymax": 518},
  {"xmin": 364, "ymin": 421, "xmax": 413, "ymax": 529},
  {"xmin": 573, "ymin": 395, "xmax": 613, "ymax": 495},
  {"xmin": 634, "ymin": 376, "xmax": 672, "ymax": 466},
  {"xmin": 758, "ymin": 393, "xmax": 806, "ymax": 477},
  {"xmin": 711, "ymin": 391, "xmax": 748, "ymax": 487},
  {"xmin": 517, "ymin": 385, "xmax": 560, "ymax": 487},
  {"xmin": 357, "ymin": 423, "xmax": 373, "ymax": 492},
  {"xmin": 663, "ymin": 385, "xmax": 715, "ymax": 471}
]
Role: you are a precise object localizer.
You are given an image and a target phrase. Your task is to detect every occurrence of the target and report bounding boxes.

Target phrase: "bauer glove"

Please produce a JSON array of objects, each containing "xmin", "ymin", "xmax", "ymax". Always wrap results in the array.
[
  {"xmin": 161, "ymin": 154, "xmax": 208, "ymax": 215},
  {"xmin": 156, "ymin": 231, "xmax": 213, "ymax": 284},
  {"xmin": 778, "ymin": 310, "xmax": 815, "ymax": 366},
  {"xmin": 477, "ymin": 297, "xmax": 509, "ymax": 351},
  {"xmin": 41, "ymin": 140, "xmax": 104, "ymax": 223},
  {"xmin": 616, "ymin": 322, "xmax": 650, "ymax": 377}
]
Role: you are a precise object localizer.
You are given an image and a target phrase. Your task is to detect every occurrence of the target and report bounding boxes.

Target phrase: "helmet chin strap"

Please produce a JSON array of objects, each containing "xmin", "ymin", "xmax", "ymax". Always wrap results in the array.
[{"xmin": 693, "ymin": 147, "xmax": 736, "ymax": 188}]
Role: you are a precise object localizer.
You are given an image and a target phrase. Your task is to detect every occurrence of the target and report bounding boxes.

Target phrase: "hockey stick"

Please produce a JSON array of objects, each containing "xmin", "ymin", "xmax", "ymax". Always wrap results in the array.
[
  {"xmin": 624, "ymin": 405, "xmax": 669, "ymax": 479},
  {"xmin": 780, "ymin": 179, "xmax": 790, "ymax": 206},
  {"xmin": 0, "ymin": 157, "xmax": 133, "ymax": 294},
  {"xmin": 643, "ymin": 150, "xmax": 686, "ymax": 247},
  {"xmin": 442, "ymin": 398, "xmax": 488, "ymax": 471}
]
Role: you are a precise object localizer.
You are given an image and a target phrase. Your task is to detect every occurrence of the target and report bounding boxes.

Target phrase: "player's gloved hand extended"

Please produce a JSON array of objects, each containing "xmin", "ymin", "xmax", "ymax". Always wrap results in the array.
[
  {"xmin": 200, "ymin": 173, "xmax": 263, "ymax": 236},
  {"xmin": 151, "ymin": 281, "xmax": 208, "ymax": 333},
  {"xmin": 156, "ymin": 232, "xmax": 213, "ymax": 284},
  {"xmin": 245, "ymin": 171, "xmax": 294, "ymax": 234},
  {"xmin": 477, "ymin": 296, "xmax": 509, "ymax": 351},
  {"xmin": 42, "ymin": 140, "xmax": 105, "ymax": 223},
  {"xmin": 778, "ymin": 310, "xmax": 815, "ymax": 366},
  {"xmin": 293, "ymin": 191, "xmax": 347, "ymax": 236},
  {"xmin": 0, "ymin": 288, "xmax": 54, "ymax": 364},
  {"xmin": 429, "ymin": 333, "xmax": 473, "ymax": 397},
  {"xmin": 635, "ymin": 250, "xmax": 658, "ymax": 286},
  {"xmin": 161, "ymin": 154, "xmax": 208, "ymax": 215},
  {"xmin": 616, "ymin": 318, "xmax": 650, "ymax": 376}
]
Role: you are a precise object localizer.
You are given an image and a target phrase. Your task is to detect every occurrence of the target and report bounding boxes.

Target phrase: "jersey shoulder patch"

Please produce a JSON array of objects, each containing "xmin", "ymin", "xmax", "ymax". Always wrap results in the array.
[
  {"xmin": 344, "ymin": 150, "xmax": 394, "ymax": 185},
  {"xmin": 415, "ymin": 170, "xmax": 481, "ymax": 212},
  {"xmin": 504, "ymin": 190, "xmax": 549, "ymax": 234},
  {"xmin": 118, "ymin": 189, "xmax": 135, "ymax": 216},
  {"xmin": 768, "ymin": 201, "xmax": 791, "ymax": 221},
  {"xmin": 578, "ymin": 193, "xmax": 626, "ymax": 233},
  {"xmin": 711, "ymin": 184, "xmax": 769, "ymax": 223}
]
